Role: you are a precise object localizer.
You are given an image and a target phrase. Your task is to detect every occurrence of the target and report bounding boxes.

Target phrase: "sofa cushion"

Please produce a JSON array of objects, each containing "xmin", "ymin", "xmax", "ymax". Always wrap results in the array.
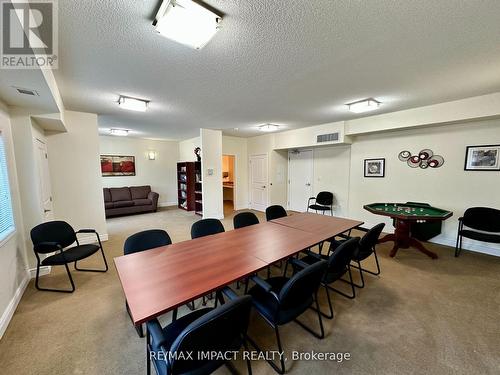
[
  {"xmin": 110, "ymin": 187, "xmax": 131, "ymax": 202},
  {"xmin": 105, "ymin": 202, "xmax": 113, "ymax": 209},
  {"xmin": 103, "ymin": 188, "xmax": 111, "ymax": 202},
  {"xmin": 130, "ymin": 185, "xmax": 151, "ymax": 200},
  {"xmin": 134, "ymin": 199, "xmax": 153, "ymax": 206},
  {"xmin": 113, "ymin": 200, "xmax": 134, "ymax": 208}
]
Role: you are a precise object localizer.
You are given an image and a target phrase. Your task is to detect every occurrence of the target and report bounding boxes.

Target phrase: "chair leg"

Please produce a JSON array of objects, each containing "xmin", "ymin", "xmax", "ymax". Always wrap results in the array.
[
  {"xmin": 243, "ymin": 339, "xmax": 253, "ymax": 375},
  {"xmin": 348, "ymin": 260, "xmax": 365, "ymax": 289},
  {"xmin": 331, "ymin": 265, "xmax": 356, "ymax": 299},
  {"xmin": 74, "ymin": 246, "xmax": 109, "ymax": 272},
  {"xmin": 146, "ymin": 328, "xmax": 151, "ymax": 375},
  {"xmin": 309, "ymin": 283, "xmax": 335, "ymax": 319},
  {"xmin": 349, "ymin": 250, "xmax": 381, "ymax": 277},
  {"xmin": 455, "ymin": 234, "xmax": 463, "ymax": 257},
  {"xmin": 126, "ymin": 301, "xmax": 144, "ymax": 337},
  {"xmin": 247, "ymin": 325, "xmax": 286, "ymax": 374},
  {"xmin": 294, "ymin": 293, "xmax": 325, "ymax": 339},
  {"xmin": 35, "ymin": 261, "xmax": 76, "ymax": 293}
]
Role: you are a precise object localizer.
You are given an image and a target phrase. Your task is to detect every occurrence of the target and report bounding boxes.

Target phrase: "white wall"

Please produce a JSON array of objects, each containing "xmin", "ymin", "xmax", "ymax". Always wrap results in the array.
[
  {"xmin": 200, "ymin": 129, "xmax": 223, "ymax": 219},
  {"xmin": 179, "ymin": 137, "xmax": 200, "ymax": 162},
  {"xmin": 0, "ymin": 102, "xmax": 30, "ymax": 339},
  {"xmin": 312, "ymin": 145, "xmax": 351, "ymax": 217},
  {"xmin": 222, "ymin": 136, "xmax": 248, "ymax": 210},
  {"xmin": 99, "ymin": 136, "xmax": 178, "ymax": 206},
  {"xmin": 46, "ymin": 111, "xmax": 107, "ymax": 241},
  {"xmin": 348, "ymin": 119, "xmax": 500, "ymax": 256}
]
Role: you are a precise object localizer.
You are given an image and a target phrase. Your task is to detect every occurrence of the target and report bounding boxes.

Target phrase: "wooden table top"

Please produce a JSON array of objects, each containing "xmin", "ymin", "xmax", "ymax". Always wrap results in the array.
[
  {"xmin": 272, "ymin": 212, "xmax": 364, "ymax": 241},
  {"xmin": 114, "ymin": 214, "xmax": 363, "ymax": 325}
]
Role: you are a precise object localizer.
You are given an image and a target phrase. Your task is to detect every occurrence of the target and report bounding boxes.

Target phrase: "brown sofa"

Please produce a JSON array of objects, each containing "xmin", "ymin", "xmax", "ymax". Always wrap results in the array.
[{"xmin": 103, "ymin": 186, "xmax": 159, "ymax": 218}]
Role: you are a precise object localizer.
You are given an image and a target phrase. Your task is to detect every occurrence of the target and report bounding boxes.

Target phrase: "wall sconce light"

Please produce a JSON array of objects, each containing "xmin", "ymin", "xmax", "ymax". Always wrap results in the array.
[{"xmin": 148, "ymin": 150, "xmax": 156, "ymax": 160}]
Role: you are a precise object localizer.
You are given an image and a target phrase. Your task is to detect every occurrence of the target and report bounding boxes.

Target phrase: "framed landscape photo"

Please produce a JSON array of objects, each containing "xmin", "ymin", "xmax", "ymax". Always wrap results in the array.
[
  {"xmin": 100, "ymin": 155, "xmax": 136, "ymax": 176},
  {"xmin": 364, "ymin": 158, "xmax": 385, "ymax": 177},
  {"xmin": 464, "ymin": 145, "xmax": 500, "ymax": 171}
]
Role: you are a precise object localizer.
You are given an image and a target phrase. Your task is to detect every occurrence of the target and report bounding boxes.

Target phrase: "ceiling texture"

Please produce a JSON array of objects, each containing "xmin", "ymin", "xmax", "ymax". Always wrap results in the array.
[{"xmin": 53, "ymin": 0, "xmax": 500, "ymax": 140}]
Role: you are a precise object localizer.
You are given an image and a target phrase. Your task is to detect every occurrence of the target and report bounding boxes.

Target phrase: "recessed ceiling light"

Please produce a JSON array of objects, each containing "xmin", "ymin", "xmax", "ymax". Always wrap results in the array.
[
  {"xmin": 109, "ymin": 128, "xmax": 129, "ymax": 136},
  {"xmin": 346, "ymin": 98, "xmax": 381, "ymax": 113},
  {"xmin": 259, "ymin": 124, "xmax": 280, "ymax": 132},
  {"xmin": 154, "ymin": 0, "xmax": 222, "ymax": 49},
  {"xmin": 118, "ymin": 96, "xmax": 149, "ymax": 112}
]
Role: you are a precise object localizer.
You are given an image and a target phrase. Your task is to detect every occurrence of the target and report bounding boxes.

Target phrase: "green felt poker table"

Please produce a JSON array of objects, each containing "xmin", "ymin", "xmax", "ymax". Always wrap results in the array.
[{"xmin": 364, "ymin": 202, "xmax": 453, "ymax": 259}]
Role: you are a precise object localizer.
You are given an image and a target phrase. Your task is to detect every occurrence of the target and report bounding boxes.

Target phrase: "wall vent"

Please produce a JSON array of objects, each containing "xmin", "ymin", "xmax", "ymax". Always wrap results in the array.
[
  {"xmin": 316, "ymin": 132, "xmax": 339, "ymax": 143},
  {"xmin": 13, "ymin": 87, "xmax": 39, "ymax": 96}
]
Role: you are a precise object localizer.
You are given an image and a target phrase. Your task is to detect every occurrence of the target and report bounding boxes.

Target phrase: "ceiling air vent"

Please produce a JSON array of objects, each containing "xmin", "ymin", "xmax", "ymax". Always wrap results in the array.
[
  {"xmin": 317, "ymin": 132, "xmax": 339, "ymax": 143},
  {"xmin": 13, "ymin": 87, "xmax": 39, "ymax": 96}
]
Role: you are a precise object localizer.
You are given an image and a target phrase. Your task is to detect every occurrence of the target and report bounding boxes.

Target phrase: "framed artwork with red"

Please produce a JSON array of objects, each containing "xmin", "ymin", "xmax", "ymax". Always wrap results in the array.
[{"xmin": 100, "ymin": 155, "xmax": 136, "ymax": 176}]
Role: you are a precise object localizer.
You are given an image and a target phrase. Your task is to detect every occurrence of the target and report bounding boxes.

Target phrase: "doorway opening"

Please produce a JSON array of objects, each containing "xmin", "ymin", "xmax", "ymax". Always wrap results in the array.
[
  {"xmin": 222, "ymin": 154, "xmax": 235, "ymax": 215},
  {"xmin": 288, "ymin": 149, "xmax": 313, "ymax": 212}
]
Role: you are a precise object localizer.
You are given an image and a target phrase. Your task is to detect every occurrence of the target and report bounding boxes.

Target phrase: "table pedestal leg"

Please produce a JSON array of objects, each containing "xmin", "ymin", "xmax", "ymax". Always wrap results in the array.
[{"xmin": 378, "ymin": 219, "xmax": 438, "ymax": 259}]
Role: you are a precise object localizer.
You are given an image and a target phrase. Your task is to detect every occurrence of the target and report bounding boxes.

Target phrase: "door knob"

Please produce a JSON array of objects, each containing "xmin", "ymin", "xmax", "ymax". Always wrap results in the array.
[
  {"xmin": 262, "ymin": 186, "xmax": 266, "ymax": 188},
  {"xmin": 305, "ymin": 183, "xmax": 311, "ymax": 186},
  {"xmin": 44, "ymin": 209, "xmax": 51, "ymax": 213}
]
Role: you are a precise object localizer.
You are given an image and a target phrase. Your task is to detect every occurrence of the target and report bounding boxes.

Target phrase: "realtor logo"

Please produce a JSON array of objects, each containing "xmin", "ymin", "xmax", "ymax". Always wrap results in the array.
[{"xmin": 1, "ymin": 0, "xmax": 58, "ymax": 69}]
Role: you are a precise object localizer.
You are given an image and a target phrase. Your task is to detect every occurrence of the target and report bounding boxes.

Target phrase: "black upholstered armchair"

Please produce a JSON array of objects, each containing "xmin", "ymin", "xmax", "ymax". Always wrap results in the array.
[
  {"xmin": 146, "ymin": 287, "xmax": 252, "ymax": 375},
  {"xmin": 307, "ymin": 191, "xmax": 334, "ymax": 215},
  {"xmin": 30, "ymin": 220, "xmax": 108, "ymax": 293},
  {"xmin": 456, "ymin": 207, "xmax": 500, "ymax": 257}
]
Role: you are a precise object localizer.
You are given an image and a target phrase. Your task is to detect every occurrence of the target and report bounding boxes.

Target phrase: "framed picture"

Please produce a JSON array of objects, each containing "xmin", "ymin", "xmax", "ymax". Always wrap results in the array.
[
  {"xmin": 364, "ymin": 158, "xmax": 385, "ymax": 177},
  {"xmin": 464, "ymin": 145, "xmax": 500, "ymax": 171},
  {"xmin": 100, "ymin": 155, "xmax": 136, "ymax": 176}
]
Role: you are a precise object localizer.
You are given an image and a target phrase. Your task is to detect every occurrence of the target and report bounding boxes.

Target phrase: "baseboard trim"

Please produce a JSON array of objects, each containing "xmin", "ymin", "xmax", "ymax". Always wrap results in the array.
[
  {"xmin": 28, "ymin": 266, "xmax": 51, "ymax": 279},
  {"xmin": 76, "ymin": 232, "xmax": 109, "ymax": 244},
  {"xmin": 0, "ymin": 272, "xmax": 29, "ymax": 339},
  {"xmin": 159, "ymin": 202, "xmax": 177, "ymax": 208}
]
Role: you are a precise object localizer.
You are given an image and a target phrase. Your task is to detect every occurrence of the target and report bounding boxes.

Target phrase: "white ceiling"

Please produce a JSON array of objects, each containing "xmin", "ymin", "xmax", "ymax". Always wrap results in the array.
[{"xmin": 52, "ymin": 0, "xmax": 500, "ymax": 140}]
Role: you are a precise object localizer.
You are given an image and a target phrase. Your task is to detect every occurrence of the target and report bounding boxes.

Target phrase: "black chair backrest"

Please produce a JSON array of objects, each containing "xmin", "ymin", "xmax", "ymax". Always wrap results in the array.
[
  {"xmin": 327, "ymin": 237, "xmax": 360, "ymax": 275},
  {"xmin": 191, "ymin": 218, "xmax": 225, "ymax": 239},
  {"xmin": 123, "ymin": 229, "xmax": 172, "ymax": 255},
  {"xmin": 279, "ymin": 260, "xmax": 328, "ymax": 310},
  {"xmin": 30, "ymin": 221, "xmax": 77, "ymax": 253},
  {"xmin": 357, "ymin": 223, "xmax": 385, "ymax": 258},
  {"xmin": 168, "ymin": 295, "xmax": 252, "ymax": 374},
  {"xmin": 316, "ymin": 191, "xmax": 333, "ymax": 206},
  {"xmin": 265, "ymin": 205, "xmax": 287, "ymax": 221},
  {"xmin": 463, "ymin": 207, "xmax": 500, "ymax": 233},
  {"xmin": 233, "ymin": 212, "xmax": 259, "ymax": 229}
]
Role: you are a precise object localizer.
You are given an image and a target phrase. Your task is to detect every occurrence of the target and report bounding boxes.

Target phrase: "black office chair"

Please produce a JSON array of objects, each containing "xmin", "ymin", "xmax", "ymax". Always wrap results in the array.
[
  {"xmin": 246, "ymin": 260, "xmax": 328, "ymax": 374},
  {"xmin": 295, "ymin": 237, "xmax": 360, "ymax": 319},
  {"xmin": 191, "ymin": 218, "xmax": 225, "ymax": 239},
  {"xmin": 265, "ymin": 205, "xmax": 287, "ymax": 221},
  {"xmin": 456, "ymin": 207, "xmax": 500, "ymax": 257},
  {"xmin": 146, "ymin": 288, "xmax": 252, "ymax": 375},
  {"xmin": 233, "ymin": 211, "xmax": 259, "ymax": 229},
  {"xmin": 191, "ymin": 219, "xmax": 225, "ymax": 304},
  {"xmin": 30, "ymin": 221, "xmax": 108, "ymax": 293},
  {"xmin": 332, "ymin": 223, "xmax": 385, "ymax": 288},
  {"xmin": 124, "ymin": 229, "xmax": 172, "ymax": 337},
  {"xmin": 307, "ymin": 191, "xmax": 334, "ymax": 215}
]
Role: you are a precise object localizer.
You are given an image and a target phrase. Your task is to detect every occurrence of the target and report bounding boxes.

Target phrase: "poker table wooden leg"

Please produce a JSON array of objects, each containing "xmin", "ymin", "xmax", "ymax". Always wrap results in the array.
[{"xmin": 378, "ymin": 219, "xmax": 438, "ymax": 259}]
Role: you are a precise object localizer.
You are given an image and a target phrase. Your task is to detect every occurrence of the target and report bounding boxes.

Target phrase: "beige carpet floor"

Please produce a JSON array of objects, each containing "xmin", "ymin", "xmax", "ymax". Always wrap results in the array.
[{"xmin": 1, "ymin": 207, "xmax": 499, "ymax": 375}]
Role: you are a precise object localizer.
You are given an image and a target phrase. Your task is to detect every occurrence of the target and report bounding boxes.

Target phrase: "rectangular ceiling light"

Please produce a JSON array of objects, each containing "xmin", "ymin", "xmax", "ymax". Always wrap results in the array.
[
  {"xmin": 347, "ymin": 98, "xmax": 381, "ymax": 113},
  {"xmin": 118, "ymin": 96, "xmax": 149, "ymax": 112},
  {"xmin": 154, "ymin": 0, "xmax": 222, "ymax": 49}
]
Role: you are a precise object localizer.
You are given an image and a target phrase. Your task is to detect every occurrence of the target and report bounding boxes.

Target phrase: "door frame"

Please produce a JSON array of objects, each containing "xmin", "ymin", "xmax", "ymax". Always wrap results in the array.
[
  {"xmin": 249, "ymin": 153, "xmax": 269, "ymax": 211},
  {"xmin": 287, "ymin": 148, "xmax": 314, "ymax": 212},
  {"xmin": 33, "ymin": 137, "xmax": 54, "ymax": 221},
  {"xmin": 222, "ymin": 153, "xmax": 237, "ymax": 210}
]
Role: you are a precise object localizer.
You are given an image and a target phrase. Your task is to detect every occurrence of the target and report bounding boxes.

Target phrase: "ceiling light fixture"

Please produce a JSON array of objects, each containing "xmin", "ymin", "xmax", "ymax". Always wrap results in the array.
[
  {"xmin": 109, "ymin": 128, "xmax": 129, "ymax": 136},
  {"xmin": 259, "ymin": 124, "xmax": 280, "ymax": 132},
  {"xmin": 118, "ymin": 96, "xmax": 149, "ymax": 112},
  {"xmin": 346, "ymin": 98, "xmax": 381, "ymax": 113},
  {"xmin": 153, "ymin": 0, "xmax": 223, "ymax": 49}
]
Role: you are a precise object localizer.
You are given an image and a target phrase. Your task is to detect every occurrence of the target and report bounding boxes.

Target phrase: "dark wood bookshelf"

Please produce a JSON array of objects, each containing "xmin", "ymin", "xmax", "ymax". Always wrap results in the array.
[{"xmin": 177, "ymin": 161, "xmax": 202, "ymax": 215}]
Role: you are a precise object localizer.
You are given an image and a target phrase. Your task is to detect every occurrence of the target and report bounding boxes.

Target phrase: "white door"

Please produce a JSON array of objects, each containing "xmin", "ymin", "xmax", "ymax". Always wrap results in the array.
[
  {"xmin": 249, "ymin": 154, "xmax": 268, "ymax": 211},
  {"xmin": 34, "ymin": 139, "xmax": 53, "ymax": 221},
  {"xmin": 288, "ymin": 149, "xmax": 313, "ymax": 212}
]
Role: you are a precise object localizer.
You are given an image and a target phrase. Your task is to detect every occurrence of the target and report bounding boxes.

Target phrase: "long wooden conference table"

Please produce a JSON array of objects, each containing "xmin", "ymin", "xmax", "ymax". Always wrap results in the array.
[{"xmin": 114, "ymin": 212, "xmax": 363, "ymax": 326}]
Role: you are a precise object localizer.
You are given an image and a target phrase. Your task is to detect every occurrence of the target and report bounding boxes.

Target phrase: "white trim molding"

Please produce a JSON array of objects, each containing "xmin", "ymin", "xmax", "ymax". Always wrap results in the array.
[
  {"xmin": 158, "ymin": 201, "xmax": 177, "ymax": 208},
  {"xmin": 0, "ymin": 271, "xmax": 29, "ymax": 339}
]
